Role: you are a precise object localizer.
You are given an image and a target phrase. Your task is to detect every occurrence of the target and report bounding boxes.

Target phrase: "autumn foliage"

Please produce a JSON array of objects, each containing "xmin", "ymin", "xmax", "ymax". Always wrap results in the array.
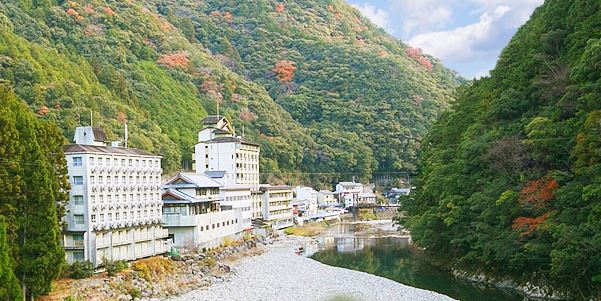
[
  {"xmin": 519, "ymin": 177, "xmax": 559, "ymax": 209},
  {"xmin": 117, "ymin": 112, "xmax": 127, "ymax": 124},
  {"xmin": 273, "ymin": 60, "xmax": 297, "ymax": 83},
  {"xmin": 103, "ymin": 6, "xmax": 116, "ymax": 17},
  {"xmin": 157, "ymin": 51, "xmax": 190, "ymax": 68},
  {"xmin": 38, "ymin": 106, "xmax": 50, "ymax": 115},
  {"xmin": 512, "ymin": 213, "xmax": 550, "ymax": 237},
  {"xmin": 275, "ymin": 3, "xmax": 285, "ymax": 13},
  {"xmin": 240, "ymin": 110, "xmax": 258, "ymax": 122},
  {"xmin": 405, "ymin": 47, "xmax": 433, "ymax": 71}
]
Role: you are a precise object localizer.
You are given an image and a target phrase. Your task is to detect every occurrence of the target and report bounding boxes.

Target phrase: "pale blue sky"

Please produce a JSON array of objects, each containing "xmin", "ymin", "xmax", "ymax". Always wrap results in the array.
[{"xmin": 347, "ymin": 0, "xmax": 544, "ymax": 78}]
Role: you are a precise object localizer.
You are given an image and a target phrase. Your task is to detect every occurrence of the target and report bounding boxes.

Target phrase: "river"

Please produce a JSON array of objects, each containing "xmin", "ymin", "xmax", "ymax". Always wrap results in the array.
[{"xmin": 309, "ymin": 221, "xmax": 528, "ymax": 301}]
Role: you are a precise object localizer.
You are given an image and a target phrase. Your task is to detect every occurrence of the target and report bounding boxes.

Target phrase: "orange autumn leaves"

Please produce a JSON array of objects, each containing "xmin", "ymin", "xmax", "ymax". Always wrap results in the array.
[
  {"xmin": 273, "ymin": 60, "xmax": 297, "ymax": 83},
  {"xmin": 157, "ymin": 51, "xmax": 190, "ymax": 68},
  {"xmin": 66, "ymin": 3, "xmax": 115, "ymax": 22},
  {"xmin": 405, "ymin": 47, "xmax": 433, "ymax": 71},
  {"xmin": 512, "ymin": 177, "xmax": 559, "ymax": 237}
]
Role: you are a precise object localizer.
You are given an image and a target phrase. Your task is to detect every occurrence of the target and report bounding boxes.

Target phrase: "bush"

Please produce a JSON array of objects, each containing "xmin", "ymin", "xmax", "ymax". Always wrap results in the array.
[
  {"xmin": 102, "ymin": 257, "xmax": 128, "ymax": 276},
  {"xmin": 132, "ymin": 257, "xmax": 175, "ymax": 282},
  {"xmin": 69, "ymin": 260, "xmax": 94, "ymax": 279}
]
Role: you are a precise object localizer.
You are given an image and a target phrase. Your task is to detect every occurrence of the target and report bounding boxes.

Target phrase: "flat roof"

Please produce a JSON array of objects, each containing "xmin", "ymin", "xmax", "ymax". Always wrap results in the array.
[{"xmin": 64, "ymin": 144, "xmax": 160, "ymax": 157}]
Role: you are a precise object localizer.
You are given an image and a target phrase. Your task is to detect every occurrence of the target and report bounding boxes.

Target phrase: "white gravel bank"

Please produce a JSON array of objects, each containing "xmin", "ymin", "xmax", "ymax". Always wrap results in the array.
[{"xmin": 167, "ymin": 236, "xmax": 455, "ymax": 301}]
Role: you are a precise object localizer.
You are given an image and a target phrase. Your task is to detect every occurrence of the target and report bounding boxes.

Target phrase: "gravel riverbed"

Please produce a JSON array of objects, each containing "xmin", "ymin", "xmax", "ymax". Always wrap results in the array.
[{"xmin": 167, "ymin": 235, "xmax": 455, "ymax": 301}]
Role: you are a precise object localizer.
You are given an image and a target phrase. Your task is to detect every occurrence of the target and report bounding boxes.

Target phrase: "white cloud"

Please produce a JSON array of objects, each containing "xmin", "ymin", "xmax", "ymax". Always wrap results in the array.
[
  {"xmin": 352, "ymin": 3, "xmax": 393, "ymax": 33},
  {"xmin": 389, "ymin": 0, "xmax": 453, "ymax": 37}
]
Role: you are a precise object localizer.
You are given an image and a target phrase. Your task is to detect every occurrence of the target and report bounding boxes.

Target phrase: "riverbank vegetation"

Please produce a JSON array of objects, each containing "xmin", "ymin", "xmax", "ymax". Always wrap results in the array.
[
  {"xmin": 400, "ymin": 1, "xmax": 601, "ymax": 299},
  {"xmin": 284, "ymin": 220, "xmax": 339, "ymax": 237}
]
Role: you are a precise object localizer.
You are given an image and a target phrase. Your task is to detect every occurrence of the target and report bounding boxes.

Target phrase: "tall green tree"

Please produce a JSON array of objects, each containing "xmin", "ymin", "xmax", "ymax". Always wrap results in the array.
[
  {"xmin": 0, "ymin": 85, "xmax": 65, "ymax": 300},
  {"xmin": 0, "ymin": 216, "xmax": 22, "ymax": 301}
]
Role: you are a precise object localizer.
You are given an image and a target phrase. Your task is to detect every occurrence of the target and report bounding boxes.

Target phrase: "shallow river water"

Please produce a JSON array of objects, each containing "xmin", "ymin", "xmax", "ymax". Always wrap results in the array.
[{"xmin": 310, "ymin": 221, "xmax": 528, "ymax": 301}]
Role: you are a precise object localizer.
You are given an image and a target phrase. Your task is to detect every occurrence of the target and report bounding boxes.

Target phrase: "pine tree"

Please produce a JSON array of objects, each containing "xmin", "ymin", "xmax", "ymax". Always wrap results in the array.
[
  {"xmin": 0, "ymin": 85, "xmax": 65, "ymax": 300},
  {"xmin": 0, "ymin": 216, "xmax": 23, "ymax": 301}
]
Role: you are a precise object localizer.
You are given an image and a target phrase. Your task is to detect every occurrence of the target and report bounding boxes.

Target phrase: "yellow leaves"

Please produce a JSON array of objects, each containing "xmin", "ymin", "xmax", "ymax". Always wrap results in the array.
[{"xmin": 68, "ymin": 1, "xmax": 77, "ymax": 7}]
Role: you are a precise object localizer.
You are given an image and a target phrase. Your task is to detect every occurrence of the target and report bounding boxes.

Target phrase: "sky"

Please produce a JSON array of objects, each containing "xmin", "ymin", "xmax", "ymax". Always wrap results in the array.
[{"xmin": 347, "ymin": 0, "xmax": 544, "ymax": 78}]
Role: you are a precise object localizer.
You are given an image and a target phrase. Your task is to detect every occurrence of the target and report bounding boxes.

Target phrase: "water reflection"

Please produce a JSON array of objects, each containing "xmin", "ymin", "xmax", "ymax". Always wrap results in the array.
[{"xmin": 310, "ymin": 222, "xmax": 527, "ymax": 301}]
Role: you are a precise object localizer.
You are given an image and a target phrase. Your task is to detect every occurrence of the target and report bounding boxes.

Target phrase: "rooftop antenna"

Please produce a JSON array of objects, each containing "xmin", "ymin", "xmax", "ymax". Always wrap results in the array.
[
  {"xmin": 216, "ymin": 99, "xmax": 220, "ymax": 117},
  {"xmin": 242, "ymin": 125, "xmax": 245, "ymax": 137},
  {"xmin": 90, "ymin": 110, "xmax": 93, "ymax": 127},
  {"xmin": 124, "ymin": 121, "xmax": 129, "ymax": 148}
]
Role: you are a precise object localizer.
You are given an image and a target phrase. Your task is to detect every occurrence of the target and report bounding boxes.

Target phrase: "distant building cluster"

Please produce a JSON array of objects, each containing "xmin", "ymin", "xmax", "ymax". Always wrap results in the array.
[{"xmin": 61, "ymin": 115, "xmax": 407, "ymax": 267}]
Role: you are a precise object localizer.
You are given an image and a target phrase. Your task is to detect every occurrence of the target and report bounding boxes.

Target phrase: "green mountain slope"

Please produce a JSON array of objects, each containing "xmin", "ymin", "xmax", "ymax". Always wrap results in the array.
[
  {"xmin": 402, "ymin": 0, "xmax": 601, "ymax": 299},
  {"xmin": 0, "ymin": 0, "xmax": 460, "ymax": 180}
]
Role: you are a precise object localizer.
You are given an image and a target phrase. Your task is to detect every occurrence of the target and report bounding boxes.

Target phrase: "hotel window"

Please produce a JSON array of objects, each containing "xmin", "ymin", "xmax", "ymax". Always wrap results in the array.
[
  {"xmin": 121, "ymin": 159, "xmax": 126, "ymax": 166},
  {"xmin": 73, "ymin": 195, "xmax": 84, "ymax": 205},
  {"xmin": 91, "ymin": 214, "xmax": 96, "ymax": 223},
  {"xmin": 100, "ymin": 214, "xmax": 104, "ymax": 222},
  {"xmin": 115, "ymin": 212, "xmax": 120, "ymax": 220},
  {"xmin": 73, "ymin": 157, "xmax": 82, "ymax": 166},
  {"xmin": 73, "ymin": 176, "xmax": 83, "ymax": 186},
  {"xmin": 90, "ymin": 176, "xmax": 95, "ymax": 185},
  {"xmin": 91, "ymin": 195, "xmax": 96, "ymax": 203},
  {"xmin": 129, "ymin": 159, "xmax": 133, "ymax": 167},
  {"xmin": 99, "ymin": 157, "xmax": 103, "ymax": 165},
  {"xmin": 73, "ymin": 251, "xmax": 85, "ymax": 262},
  {"xmin": 90, "ymin": 157, "xmax": 95, "ymax": 165},
  {"xmin": 73, "ymin": 215, "xmax": 84, "ymax": 225},
  {"xmin": 98, "ymin": 176, "xmax": 103, "ymax": 185},
  {"xmin": 114, "ymin": 158, "xmax": 118, "ymax": 166},
  {"xmin": 108, "ymin": 213, "xmax": 112, "ymax": 221}
]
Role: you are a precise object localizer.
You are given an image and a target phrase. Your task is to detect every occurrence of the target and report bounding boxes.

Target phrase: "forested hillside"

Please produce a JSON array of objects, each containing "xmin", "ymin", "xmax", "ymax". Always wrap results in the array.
[
  {"xmin": 0, "ymin": 0, "xmax": 461, "ymax": 181},
  {"xmin": 401, "ymin": 0, "xmax": 601, "ymax": 299}
]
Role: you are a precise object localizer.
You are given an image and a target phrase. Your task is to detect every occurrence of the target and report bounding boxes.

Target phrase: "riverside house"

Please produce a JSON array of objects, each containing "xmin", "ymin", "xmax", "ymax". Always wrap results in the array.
[
  {"xmin": 64, "ymin": 126, "xmax": 168, "ymax": 267},
  {"xmin": 335, "ymin": 181, "xmax": 364, "ymax": 207},
  {"xmin": 317, "ymin": 190, "xmax": 337, "ymax": 207},
  {"xmin": 161, "ymin": 172, "xmax": 244, "ymax": 249},
  {"xmin": 260, "ymin": 185, "xmax": 295, "ymax": 230}
]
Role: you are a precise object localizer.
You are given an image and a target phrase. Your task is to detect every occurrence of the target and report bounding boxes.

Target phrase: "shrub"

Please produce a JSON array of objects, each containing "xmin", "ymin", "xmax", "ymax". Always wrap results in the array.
[
  {"xmin": 102, "ymin": 257, "xmax": 128, "ymax": 276},
  {"xmin": 69, "ymin": 260, "xmax": 94, "ymax": 279},
  {"xmin": 132, "ymin": 257, "xmax": 175, "ymax": 282}
]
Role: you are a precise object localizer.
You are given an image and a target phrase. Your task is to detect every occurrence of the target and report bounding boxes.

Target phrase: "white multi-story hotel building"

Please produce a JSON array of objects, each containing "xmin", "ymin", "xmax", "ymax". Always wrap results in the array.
[
  {"xmin": 260, "ymin": 185, "xmax": 294, "ymax": 230},
  {"xmin": 161, "ymin": 172, "xmax": 244, "ymax": 249},
  {"xmin": 193, "ymin": 116, "xmax": 260, "ymax": 187},
  {"xmin": 63, "ymin": 127, "xmax": 168, "ymax": 266}
]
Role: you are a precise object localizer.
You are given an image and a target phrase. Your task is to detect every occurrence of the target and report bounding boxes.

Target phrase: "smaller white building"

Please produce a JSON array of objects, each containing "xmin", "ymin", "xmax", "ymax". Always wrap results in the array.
[
  {"xmin": 293, "ymin": 186, "xmax": 318, "ymax": 215},
  {"xmin": 335, "ymin": 181, "xmax": 363, "ymax": 207},
  {"xmin": 161, "ymin": 173, "xmax": 243, "ymax": 249},
  {"xmin": 260, "ymin": 185, "xmax": 294, "ymax": 230},
  {"xmin": 317, "ymin": 190, "xmax": 337, "ymax": 207},
  {"xmin": 204, "ymin": 170, "xmax": 253, "ymax": 232}
]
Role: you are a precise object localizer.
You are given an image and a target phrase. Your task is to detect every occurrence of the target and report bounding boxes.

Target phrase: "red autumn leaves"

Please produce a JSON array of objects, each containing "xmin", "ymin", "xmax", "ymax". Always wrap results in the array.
[
  {"xmin": 405, "ymin": 47, "xmax": 433, "ymax": 71},
  {"xmin": 157, "ymin": 51, "xmax": 190, "ymax": 68},
  {"xmin": 273, "ymin": 60, "xmax": 297, "ymax": 83},
  {"xmin": 512, "ymin": 177, "xmax": 558, "ymax": 237}
]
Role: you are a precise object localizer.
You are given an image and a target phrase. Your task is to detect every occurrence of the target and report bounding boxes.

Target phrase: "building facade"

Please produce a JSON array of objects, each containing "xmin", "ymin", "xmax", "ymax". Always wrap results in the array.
[
  {"xmin": 317, "ymin": 190, "xmax": 337, "ymax": 207},
  {"xmin": 335, "ymin": 182, "xmax": 364, "ymax": 207},
  {"xmin": 260, "ymin": 185, "xmax": 294, "ymax": 230},
  {"xmin": 63, "ymin": 126, "xmax": 168, "ymax": 267},
  {"xmin": 161, "ymin": 172, "xmax": 244, "ymax": 249},
  {"xmin": 293, "ymin": 186, "xmax": 319, "ymax": 215},
  {"xmin": 193, "ymin": 116, "xmax": 260, "ymax": 187}
]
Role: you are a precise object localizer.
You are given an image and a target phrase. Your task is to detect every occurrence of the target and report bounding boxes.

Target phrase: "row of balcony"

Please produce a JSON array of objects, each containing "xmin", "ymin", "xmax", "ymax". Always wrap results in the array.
[
  {"xmin": 90, "ymin": 184, "xmax": 160, "ymax": 193},
  {"xmin": 90, "ymin": 201, "xmax": 161, "ymax": 211},
  {"xmin": 93, "ymin": 218, "xmax": 162, "ymax": 231},
  {"xmin": 90, "ymin": 166, "xmax": 162, "ymax": 174}
]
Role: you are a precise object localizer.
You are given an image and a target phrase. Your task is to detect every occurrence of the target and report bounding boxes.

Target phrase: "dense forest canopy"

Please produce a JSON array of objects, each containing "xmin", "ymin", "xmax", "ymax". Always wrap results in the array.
[
  {"xmin": 0, "ymin": 0, "xmax": 461, "ymax": 184},
  {"xmin": 401, "ymin": 0, "xmax": 601, "ymax": 299}
]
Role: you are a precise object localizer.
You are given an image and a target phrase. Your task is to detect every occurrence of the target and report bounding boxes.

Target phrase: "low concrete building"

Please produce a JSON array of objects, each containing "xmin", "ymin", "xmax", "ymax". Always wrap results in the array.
[
  {"xmin": 205, "ymin": 171, "xmax": 253, "ymax": 231},
  {"xmin": 335, "ymin": 181, "xmax": 363, "ymax": 207},
  {"xmin": 317, "ymin": 190, "xmax": 337, "ymax": 207},
  {"xmin": 293, "ymin": 186, "xmax": 319, "ymax": 215},
  {"xmin": 388, "ymin": 188, "xmax": 411, "ymax": 204},
  {"xmin": 260, "ymin": 185, "xmax": 294, "ymax": 230},
  {"xmin": 161, "ymin": 172, "xmax": 243, "ymax": 249}
]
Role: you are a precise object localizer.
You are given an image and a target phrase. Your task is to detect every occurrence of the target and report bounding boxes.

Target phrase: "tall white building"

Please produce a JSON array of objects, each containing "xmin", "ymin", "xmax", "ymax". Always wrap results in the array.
[
  {"xmin": 193, "ymin": 116, "xmax": 260, "ymax": 187},
  {"xmin": 63, "ymin": 127, "xmax": 168, "ymax": 267}
]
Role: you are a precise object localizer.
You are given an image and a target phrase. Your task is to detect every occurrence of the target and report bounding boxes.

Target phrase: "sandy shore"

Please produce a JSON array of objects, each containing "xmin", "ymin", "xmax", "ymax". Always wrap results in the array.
[{"xmin": 166, "ymin": 235, "xmax": 455, "ymax": 301}]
